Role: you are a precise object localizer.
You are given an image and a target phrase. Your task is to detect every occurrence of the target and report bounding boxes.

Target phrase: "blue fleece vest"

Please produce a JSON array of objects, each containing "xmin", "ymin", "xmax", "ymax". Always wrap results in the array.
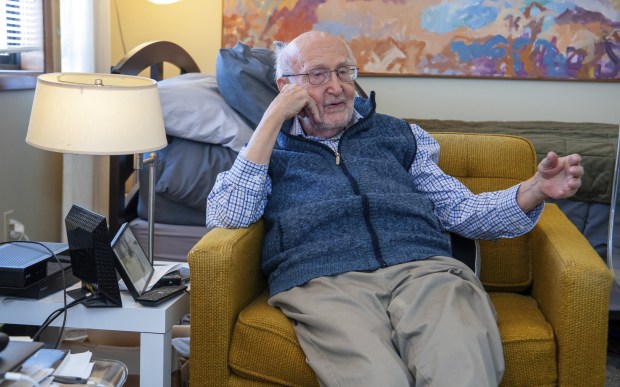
[{"xmin": 263, "ymin": 93, "xmax": 451, "ymax": 296}]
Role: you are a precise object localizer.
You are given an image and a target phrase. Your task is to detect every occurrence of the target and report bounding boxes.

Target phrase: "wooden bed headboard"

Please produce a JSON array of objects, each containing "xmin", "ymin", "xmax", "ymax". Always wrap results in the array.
[{"xmin": 108, "ymin": 41, "xmax": 200, "ymax": 237}]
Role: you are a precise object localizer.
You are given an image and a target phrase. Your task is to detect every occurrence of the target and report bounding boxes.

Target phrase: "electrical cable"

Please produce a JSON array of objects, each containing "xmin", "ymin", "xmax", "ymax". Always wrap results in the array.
[
  {"xmin": 113, "ymin": 0, "xmax": 127, "ymax": 54},
  {"xmin": 32, "ymin": 294, "xmax": 90, "ymax": 347},
  {"xmin": 0, "ymin": 241, "xmax": 67, "ymax": 348}
]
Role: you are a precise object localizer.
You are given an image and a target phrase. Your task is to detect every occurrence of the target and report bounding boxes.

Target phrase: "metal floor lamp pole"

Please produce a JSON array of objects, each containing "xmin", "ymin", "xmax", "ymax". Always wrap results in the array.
[{"xmin": 607, "ymin": 125, "xmax": 620, "ymax": 315}]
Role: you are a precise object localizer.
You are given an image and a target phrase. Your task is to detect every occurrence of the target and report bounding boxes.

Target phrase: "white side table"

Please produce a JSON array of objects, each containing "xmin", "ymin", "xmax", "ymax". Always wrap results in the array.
[{"xmin": 0, "ymin": 284, "xmax": 189, "ymax": 387}]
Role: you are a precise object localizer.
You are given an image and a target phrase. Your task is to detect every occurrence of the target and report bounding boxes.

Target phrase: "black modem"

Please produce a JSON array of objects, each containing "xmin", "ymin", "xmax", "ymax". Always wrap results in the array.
[
  {"xmin": 0, "ymin": 260, "xmax": 79, "ymax": 299},
  {"xmin": 0, "ymin": 242, "xmax": 69, "ymax": 288}
]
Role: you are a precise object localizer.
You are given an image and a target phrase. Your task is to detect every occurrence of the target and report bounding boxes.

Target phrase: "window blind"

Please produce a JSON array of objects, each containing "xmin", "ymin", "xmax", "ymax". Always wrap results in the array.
[{"xmin": 0, "ymin": 0, "xmax": 42, "ymax": 54}]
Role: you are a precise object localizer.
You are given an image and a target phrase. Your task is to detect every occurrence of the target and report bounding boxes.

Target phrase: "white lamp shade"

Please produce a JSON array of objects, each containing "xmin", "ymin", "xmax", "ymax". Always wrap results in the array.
[{"xmin": 26, "ymin": 73, "xmax": 167, "ymax": 155}]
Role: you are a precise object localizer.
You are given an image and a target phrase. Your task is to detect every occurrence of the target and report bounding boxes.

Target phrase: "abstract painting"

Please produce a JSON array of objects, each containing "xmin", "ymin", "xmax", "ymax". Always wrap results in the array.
[{"xmin": 222, "ymin": 0, "xmax": 620, "ymax": 81}]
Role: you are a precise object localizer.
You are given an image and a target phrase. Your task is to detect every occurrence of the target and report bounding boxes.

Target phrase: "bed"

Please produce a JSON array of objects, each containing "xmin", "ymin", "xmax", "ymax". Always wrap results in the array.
[
  {"xmin": 108, "ymin": 40, "xmax": 618, "ymax": 266},
  {"xmin": 109, "ymin": 41, "xmax": 218, "ymax": 262},
  {"xmin": 107, "ymin": 40, "xmax": 367, "ymax": 263}
]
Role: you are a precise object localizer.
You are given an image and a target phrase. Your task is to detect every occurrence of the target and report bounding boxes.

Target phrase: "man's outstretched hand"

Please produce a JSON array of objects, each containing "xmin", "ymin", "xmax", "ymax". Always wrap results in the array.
[
  {"xmin": 537, "ymin": 151, "xmax": 583, "ymax": 199},
  {"xmin": 517, "ymin": 151, "xmax": 583, "ymax": 213}
]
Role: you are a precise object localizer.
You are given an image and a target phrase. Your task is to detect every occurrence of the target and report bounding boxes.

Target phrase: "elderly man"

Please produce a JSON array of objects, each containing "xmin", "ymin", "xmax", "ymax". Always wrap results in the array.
[{"xmin": 207, "ymin": 31, "xmax": 583, "ymax": 386}]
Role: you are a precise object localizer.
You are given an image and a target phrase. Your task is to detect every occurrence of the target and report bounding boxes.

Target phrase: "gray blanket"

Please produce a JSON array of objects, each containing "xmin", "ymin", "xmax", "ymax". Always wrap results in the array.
[{"xmin": 410, "ymin": 119, "xmax": 618, "ymax": 204}]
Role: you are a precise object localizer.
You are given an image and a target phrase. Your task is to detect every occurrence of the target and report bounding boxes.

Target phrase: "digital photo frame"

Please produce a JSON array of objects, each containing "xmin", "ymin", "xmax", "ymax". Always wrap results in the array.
[
  {"xmin": 110, "ymin": 222, "xmax": 154, "ymax": 300},
  {"xmin": 64, "ymin": 204, "xmax": 122, "ymax": 307},
  {"xmin": 110, "ymin": 223, "xmax": 187, "ymax": 306}
]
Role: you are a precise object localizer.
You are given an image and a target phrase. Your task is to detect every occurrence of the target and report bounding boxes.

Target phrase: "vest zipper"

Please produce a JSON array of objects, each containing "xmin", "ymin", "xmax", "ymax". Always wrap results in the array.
[
  {"xmin": 279, "ymin": 118, "xmax": 386, "ymax": 266},
  {"xmin": 336, "ymin": 143, "xmax": 387, "ymax": 268},
  {"xmin": 282, "ymin": 132, "xmax": 342, "ymax": 165}
]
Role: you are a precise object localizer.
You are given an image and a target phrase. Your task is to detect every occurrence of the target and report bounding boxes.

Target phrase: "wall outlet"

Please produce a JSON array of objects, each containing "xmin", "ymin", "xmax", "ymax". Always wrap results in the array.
[
  {"xmin": 9, "ymin": 219, "xmax": 25, "ymax": 240},
  {"xmin": 3, "ymin": 210, "xmax": 14, "ymax": 242}
]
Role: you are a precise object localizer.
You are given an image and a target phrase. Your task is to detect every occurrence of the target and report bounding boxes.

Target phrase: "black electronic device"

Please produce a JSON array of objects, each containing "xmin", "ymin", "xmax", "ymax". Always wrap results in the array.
[
  {"xmin": 64, "ymin": 205, "xmax": 122, "ymax": 308},
  {"xmin": 0, "ymin": 242, "xmax": 68, "ymax": 288},
  {"xmin": 111, "ymin": 223, "xmax": 186, "ymax": 307},
  {"xmin": 0, "ymin": 260, "xmax": 79, "ymax": 299},
  {"xmin": 154, "ymin": 269, "xmax": 189, "ymax": 287}
]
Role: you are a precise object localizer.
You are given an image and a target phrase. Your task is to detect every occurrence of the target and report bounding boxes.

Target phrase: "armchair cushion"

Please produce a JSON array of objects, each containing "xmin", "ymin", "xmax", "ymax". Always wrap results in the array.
[
  {"xmin": 227, "ymin": 288, "xmax": 556, "ymax": 386},
  {"xmin": 229, "ymin": 292, "xmax": 317, "ymax": 386},
  {"xmin": 490, "ymin": 292, "xmax": 556, "ymax": 386}
]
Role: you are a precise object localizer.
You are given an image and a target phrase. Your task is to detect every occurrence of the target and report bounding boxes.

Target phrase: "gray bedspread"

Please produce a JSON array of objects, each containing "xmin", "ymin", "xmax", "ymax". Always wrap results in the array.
[{"xmin": 410, "ymin": 119, "xmax": 618, "ymax": 204}]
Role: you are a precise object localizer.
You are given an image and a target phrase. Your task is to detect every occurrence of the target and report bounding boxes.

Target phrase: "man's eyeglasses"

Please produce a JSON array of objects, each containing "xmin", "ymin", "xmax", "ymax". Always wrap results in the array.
[{"xmin": 282, "ymin": 65, "xmax": 359, "ymax": 85}]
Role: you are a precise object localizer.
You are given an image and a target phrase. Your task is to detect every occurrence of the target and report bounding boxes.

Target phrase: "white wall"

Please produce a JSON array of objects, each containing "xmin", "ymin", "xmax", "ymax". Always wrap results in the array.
[
  {"xmin": 0, "ymin": 90, "xmax": 62, "ymax": 242},
  {"xmin": 360, "ymin": 77, "xmax": 620, "ymax": 124}
]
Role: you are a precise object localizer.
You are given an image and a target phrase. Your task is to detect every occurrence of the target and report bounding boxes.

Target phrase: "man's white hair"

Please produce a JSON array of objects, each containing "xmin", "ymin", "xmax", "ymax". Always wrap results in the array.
[
  {"xmin": 273, "ymin": 40, "xmax": 297, "ymax": 80},
  {"xmin": 273, "ymin": 32, "xmax": 355, "ymax": 81}
]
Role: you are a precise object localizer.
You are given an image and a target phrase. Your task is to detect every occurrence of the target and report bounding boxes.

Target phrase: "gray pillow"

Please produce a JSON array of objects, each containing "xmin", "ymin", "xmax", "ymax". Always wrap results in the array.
[
  {"xmin": 216, "ymin": 43, "xmax": 279, "ymax": 128},
  {"xmin": 155, "ymin": 137, "xmax": 238, "ymax": 210},
  {"xmin": 157, "ymin": 73, "xmax": 253, "ymax": 152}
]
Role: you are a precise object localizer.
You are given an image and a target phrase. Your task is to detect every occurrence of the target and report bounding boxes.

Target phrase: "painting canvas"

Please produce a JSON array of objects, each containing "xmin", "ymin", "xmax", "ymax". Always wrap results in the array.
[{"xmin": 222, "ymin": 0, "xmax": 620, "ymax": 81}]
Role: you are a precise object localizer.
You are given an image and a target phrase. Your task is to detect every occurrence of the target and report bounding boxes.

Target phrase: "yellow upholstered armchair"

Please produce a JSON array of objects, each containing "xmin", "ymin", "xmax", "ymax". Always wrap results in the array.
[{"xmin": 188, "ymin": 132, "xmax": 613, "ymax": 386}]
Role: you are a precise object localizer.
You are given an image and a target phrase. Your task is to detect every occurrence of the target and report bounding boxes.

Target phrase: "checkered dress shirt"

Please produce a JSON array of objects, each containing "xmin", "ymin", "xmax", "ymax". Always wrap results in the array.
[{"xmin": 206, "ymin": 111, "xmax": 541, "ymax": 239}]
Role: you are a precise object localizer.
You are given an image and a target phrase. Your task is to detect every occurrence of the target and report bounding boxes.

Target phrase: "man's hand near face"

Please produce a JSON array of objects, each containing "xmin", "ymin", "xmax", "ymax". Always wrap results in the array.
[{"xmin": 243, "ymin": 82, "xmax": 321, "ymax": 165}]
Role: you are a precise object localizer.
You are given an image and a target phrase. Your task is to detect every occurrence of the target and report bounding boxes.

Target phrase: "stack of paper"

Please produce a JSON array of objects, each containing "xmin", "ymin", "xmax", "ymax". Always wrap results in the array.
[
  {"xmin": 53, "ymin": 350, "xmax": 93, "ymax": 380},
  {"xmin": 19, "ymin": 348, "xmax": 65, "ymax": 386},
  {"xmin": 18, "ymin": 349, "xmax": 94, "ymax": 386},
  {"xmin": 118, "ymin": 262, "xmax": 189, "ymax": 292}
]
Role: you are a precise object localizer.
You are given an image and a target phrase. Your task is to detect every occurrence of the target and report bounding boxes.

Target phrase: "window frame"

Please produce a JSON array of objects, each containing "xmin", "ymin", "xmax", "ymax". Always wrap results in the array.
[{"xmin": 0, "ymin": 0, "xmax": 54, "ymax": 91}]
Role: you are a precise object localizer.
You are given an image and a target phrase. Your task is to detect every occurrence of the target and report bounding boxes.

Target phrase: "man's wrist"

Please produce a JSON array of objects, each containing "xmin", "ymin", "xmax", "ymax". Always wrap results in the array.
[{"xmin": 516, "ymin": 174, "xmax": 548, "ymax": 213}]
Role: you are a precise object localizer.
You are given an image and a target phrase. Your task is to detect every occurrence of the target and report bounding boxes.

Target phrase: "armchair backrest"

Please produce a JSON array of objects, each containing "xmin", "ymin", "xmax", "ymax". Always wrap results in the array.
[{"xmin": 430, "ymin": 132, "xmax": 538, "ymax": 291}]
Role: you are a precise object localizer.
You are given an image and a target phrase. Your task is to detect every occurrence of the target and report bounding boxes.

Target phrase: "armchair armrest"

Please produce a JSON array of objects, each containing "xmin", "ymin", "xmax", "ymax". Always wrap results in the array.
[
  {"xmin": 188, "ymin": 221, "xmax": 267, "ymax": 386},
  {"xmin": 531, "ymin": 203, "xmax": 613, "ymax": 386}
]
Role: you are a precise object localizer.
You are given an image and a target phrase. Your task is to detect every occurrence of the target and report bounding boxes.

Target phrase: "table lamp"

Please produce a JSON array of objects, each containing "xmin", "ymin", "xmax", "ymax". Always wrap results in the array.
[{"xmin": 25, "ymin": 72, "xmax": 167, "ymax": 263}]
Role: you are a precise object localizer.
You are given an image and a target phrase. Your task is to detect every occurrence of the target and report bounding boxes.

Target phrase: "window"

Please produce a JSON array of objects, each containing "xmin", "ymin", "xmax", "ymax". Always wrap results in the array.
[{"xmin": 0, "ymin": 0, "xmax": 53, "ymax": 91}]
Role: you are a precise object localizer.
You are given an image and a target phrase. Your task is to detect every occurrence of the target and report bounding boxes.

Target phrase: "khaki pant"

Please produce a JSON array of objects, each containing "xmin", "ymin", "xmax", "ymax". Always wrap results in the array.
[{"xmin": 269, "ymin": 256, "xmax": 503, "ymax": 387}]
